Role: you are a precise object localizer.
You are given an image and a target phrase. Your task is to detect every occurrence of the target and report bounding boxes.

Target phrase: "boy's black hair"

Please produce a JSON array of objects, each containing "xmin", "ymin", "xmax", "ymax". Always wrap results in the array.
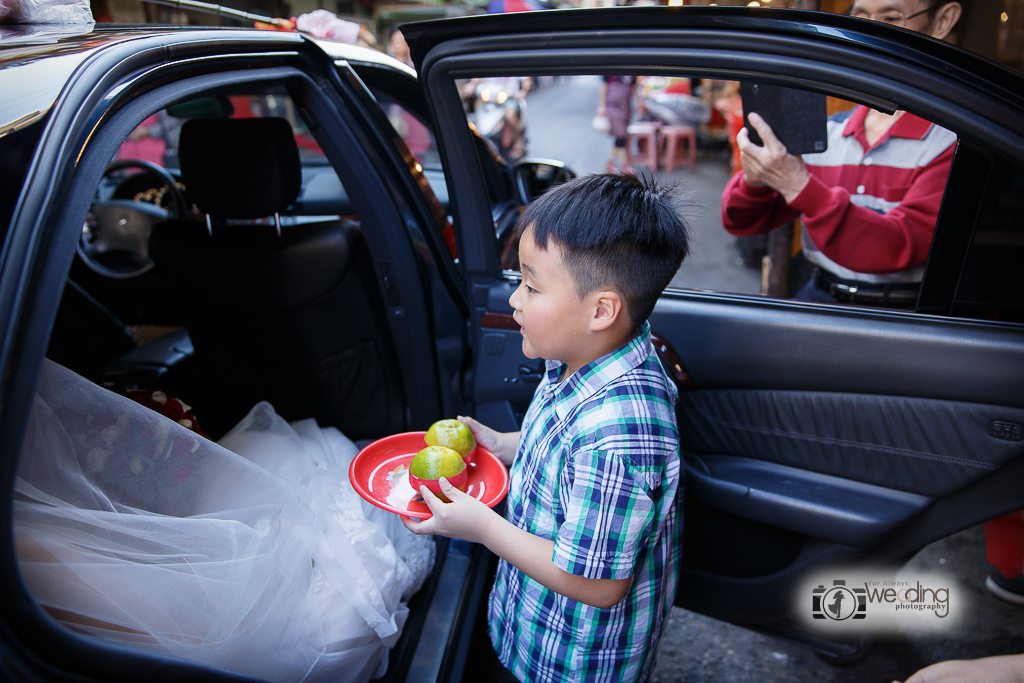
[{"xmin": 516, "ymin": 170, "xmax": 691, "ymax": 327}]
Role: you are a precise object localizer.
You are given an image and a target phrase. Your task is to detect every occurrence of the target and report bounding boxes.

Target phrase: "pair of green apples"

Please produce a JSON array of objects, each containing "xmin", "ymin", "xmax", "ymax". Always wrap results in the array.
[{"xmin": 409, "ymin": 419, "xmax": 476, "ymax": 502}]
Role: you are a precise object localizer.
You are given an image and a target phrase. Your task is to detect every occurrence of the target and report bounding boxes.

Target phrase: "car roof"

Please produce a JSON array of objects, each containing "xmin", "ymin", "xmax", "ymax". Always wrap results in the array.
[
  {"xmin": 0, "ymin": 23, "xmax": 410, "ymax": 71},
  {"xmin": 0, "ymin": 24, "xmax": 299, "ymax": 65},
  {"xmin": 0, "ymin": 25, "xmax": 312, "ymax": 138},
  {"xmin": 311, "ymin": 37, "xmax": 416, "ymax": 77}
]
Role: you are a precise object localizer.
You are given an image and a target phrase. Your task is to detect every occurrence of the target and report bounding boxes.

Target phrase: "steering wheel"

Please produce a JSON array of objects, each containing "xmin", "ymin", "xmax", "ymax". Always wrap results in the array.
[{"xmin": 78, "ymin": 159, "xmax": 188, "ymax": 279}]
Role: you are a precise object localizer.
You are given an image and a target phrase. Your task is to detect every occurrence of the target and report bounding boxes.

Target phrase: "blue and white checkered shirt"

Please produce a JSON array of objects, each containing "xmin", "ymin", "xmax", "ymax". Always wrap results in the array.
[{"xmin": 488, "ymin": 322, "xmax": 682, "ymax": 682}]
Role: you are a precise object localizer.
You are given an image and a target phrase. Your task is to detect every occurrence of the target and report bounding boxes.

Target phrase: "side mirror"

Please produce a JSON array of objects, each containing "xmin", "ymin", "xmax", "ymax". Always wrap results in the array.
[{"xmin": 513, "ymin": 159, "xmax": 576, "ymax": 204}]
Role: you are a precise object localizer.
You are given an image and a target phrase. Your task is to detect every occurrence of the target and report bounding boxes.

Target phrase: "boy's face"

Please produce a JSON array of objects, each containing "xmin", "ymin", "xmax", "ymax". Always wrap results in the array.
[{"xmin": 509, "ymin": 228, "xmax": 593, "ymax": 367}]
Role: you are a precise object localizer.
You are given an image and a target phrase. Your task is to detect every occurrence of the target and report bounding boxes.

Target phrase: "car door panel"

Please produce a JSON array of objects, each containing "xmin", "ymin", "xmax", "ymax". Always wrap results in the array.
[
  {"xmin": 472, "ymin": 280, "xmax": 541, "ymax": 428},
  {"xmin": 651, "ymin": 296, "xmax": 1024, "ymax": 407},
  {"xmin": 407, "ymin": 8, "xmax": 1024, "ymax": 643},
  {"xmin": 466, "ymin": 276, "xmax": 1024, "ymax": 616},
  {"xmin": 649, "ymin": 295, "xmax": 1024, "ymax": 623},
  {"xmin": 470, "ymin": 269, "xmax": 1024, "ymax": 549}
]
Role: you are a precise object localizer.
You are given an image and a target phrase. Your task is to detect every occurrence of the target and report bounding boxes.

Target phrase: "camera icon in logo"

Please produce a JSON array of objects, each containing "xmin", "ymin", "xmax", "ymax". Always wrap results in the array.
[{"xmin": 813, "ymin": 580, "xmax": 867, "ymax": 620}]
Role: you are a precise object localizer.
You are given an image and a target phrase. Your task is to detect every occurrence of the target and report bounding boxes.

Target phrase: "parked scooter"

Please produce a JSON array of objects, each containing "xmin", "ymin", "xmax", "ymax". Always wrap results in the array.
[{"xmin": 464, "ymin": 77, "xmax": 529, "ymax": 163}]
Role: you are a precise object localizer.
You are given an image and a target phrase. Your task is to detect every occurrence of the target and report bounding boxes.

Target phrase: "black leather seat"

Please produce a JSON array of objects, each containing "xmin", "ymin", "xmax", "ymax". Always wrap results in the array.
[{"xmin": 149, "ymin": 117, "xmax": 405, "ymax": 439}]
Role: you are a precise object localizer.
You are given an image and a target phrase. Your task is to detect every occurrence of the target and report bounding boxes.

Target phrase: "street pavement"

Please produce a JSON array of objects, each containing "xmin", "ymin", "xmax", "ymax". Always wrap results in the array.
[
  {"xmin": 517, "ymin": 75, "xmax": 1024, "ymax": 682},
  {"xmin": 651, "ymin": 525, "xmax": 1023, "ymax": 682},
  {"xmin": 523, "ymin": 75, "xmax": 761, "ymax": 296}
]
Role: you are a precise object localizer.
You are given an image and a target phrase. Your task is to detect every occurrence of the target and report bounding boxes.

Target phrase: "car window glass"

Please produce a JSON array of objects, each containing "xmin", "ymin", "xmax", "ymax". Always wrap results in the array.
[
  {"xmin": 369, "ymin": 89, "xmax": 441, "ymax": 169},
  {"xmin": 465, "ymin": 73, "xmax": 957, "ymax": 312},
  {"xmin": 0, "ymin": 113, "xmax": 48, "ymax": 249},
  {"xmin": 951, "ymin": 155, "xmax": 1024, "ymax": 323},
  {"xmin": 99, "ymin": 87, "xmax": 350, "ymax": 224},
  {"xmin": 83, "ymin": 85, "xmax": 358, "ymax": 289},
  {"xmin": 116, "ymin": 87, "xmax": 327, "ymax": 170}
]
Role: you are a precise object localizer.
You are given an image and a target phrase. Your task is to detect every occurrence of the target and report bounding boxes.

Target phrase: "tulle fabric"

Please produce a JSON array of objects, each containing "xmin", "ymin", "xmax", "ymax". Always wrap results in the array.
[{"xmin": 14, "ymin": 359, "xmax": 433, "ymax": 682}]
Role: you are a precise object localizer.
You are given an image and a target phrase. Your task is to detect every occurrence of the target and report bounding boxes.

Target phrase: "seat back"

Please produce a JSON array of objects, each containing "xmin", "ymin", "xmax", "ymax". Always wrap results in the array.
[{"xmin": 149, "ymin": 118, "xmax": 405, "ymax": 439}]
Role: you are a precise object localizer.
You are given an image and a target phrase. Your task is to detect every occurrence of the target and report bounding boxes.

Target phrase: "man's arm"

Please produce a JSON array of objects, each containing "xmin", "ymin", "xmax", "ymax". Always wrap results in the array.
[
  {"xmin": 720, "ymin": 168, "xmax": 799, "ymax": 237},
  {"xmin": 789, "ymin": 144, "xmax": 953, "ymax": 274},
  {"xmin": 721, "ymin": 114, "xmax": 803, "ymax": 236},
  {"xmin": 732, "ymin": 111, "xmax": 954, "ymax": 274},
  {"xmin": 401, "ymin": 478, "xmax": 631, "ymax": 609}
]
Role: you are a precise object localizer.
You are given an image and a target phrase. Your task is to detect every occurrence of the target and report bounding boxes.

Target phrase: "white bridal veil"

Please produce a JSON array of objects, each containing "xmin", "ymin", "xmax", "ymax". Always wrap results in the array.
[{"xmin": 14, "ymin": 359, "xmax": 433, "ymax": 682}]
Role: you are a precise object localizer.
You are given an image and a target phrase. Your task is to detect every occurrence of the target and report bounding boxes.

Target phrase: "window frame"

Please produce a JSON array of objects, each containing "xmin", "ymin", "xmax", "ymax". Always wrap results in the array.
[{"xmin": 414, "ymin": 23, "xmax": 1024, "ymax": 326}]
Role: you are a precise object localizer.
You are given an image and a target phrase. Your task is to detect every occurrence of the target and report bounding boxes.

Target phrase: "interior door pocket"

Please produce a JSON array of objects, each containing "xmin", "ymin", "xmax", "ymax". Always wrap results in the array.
[{"xmin": 686, "ymin": 454, "xmax": 932, "ymax": 547}]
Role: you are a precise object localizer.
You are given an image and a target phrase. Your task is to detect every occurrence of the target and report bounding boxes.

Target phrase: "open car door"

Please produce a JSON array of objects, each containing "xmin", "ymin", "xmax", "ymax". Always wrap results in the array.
[{"xmin": 404, "ymin": 7, "xmax": 1024, "ymax": 658}]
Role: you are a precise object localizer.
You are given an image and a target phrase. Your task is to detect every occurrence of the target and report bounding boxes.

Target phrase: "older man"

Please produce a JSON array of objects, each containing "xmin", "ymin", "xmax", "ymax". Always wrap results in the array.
[{"xmin": 720, "ymin": 0, "xmax": 962, "ymax": 308}]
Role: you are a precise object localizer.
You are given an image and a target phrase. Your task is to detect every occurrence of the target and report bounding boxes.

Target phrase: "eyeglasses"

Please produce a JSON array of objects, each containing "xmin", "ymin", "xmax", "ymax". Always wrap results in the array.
[{"xmin": 850, "ymin": 5, "xmax": 932, "ymax": 26}]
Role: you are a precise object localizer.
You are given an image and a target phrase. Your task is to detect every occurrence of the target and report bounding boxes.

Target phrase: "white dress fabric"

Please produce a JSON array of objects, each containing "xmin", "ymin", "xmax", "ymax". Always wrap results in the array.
[{"xmin": 13, "ymin": 359, "xmax": 433, "ymax": 683}]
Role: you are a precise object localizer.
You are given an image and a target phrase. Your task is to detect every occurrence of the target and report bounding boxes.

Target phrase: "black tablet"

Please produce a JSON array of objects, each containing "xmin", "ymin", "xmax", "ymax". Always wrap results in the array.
[{"xmin": 740, "ymin": 82, "xmax": 828, "ymax": 156}]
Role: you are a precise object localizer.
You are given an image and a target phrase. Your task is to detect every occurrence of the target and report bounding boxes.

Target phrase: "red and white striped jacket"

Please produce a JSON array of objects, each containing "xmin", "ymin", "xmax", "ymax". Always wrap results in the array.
[{"xmin": 721, "ymin": 106, "xmax": 956, "ymax": 282}]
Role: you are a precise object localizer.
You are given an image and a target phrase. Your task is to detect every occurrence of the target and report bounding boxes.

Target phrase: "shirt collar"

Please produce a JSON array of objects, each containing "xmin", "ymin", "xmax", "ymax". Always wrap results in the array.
[
  {"xmin": 543, "ymin": 321, "xmax": 655, "ymax": 421},
  {"xmin": 843, "ymin": 105, "xmax": 934, "ymax": 150}
]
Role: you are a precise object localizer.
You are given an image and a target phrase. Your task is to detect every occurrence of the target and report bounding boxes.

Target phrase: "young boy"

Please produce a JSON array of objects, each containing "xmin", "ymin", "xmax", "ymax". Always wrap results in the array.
[{"xmin": 402, "ymin": 171, "xmax": 690, "ymax": 682}]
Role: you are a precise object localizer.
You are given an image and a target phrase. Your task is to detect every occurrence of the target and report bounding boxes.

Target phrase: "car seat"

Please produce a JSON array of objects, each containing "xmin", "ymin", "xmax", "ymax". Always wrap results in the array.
[{"xmin": 149, "ymin": 117, "xmax": 405, "ymax": 440}]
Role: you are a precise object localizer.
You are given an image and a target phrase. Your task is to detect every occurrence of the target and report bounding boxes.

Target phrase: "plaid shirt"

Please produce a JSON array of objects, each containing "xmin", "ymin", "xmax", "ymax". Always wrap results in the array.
[{"xmin": 488, "ymin": 323, "xmax": 682, "ymax": 682}]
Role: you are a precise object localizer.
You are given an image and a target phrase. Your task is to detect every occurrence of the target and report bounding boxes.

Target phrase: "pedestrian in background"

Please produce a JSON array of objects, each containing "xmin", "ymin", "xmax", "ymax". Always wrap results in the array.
[
  {"xmin": 720, "ymin": 0, "xmax": 962, "ymax": 309},
  {"xmin": 597, "ymin": 75, "xmax": 637, "ymax": 172}
]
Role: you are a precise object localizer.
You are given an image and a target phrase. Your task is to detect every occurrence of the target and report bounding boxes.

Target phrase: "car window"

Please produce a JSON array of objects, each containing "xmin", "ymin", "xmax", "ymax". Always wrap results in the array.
[
  {"xmin": 98, "ymin": 87, "xmax": 352, "ymax": 226},
  {"xmin": 116, "ymin": 87, "xmax": 327, "ymax": 170},
  {"xmin": 951, "ymin": 154, "xmax": 1024, "ymax": 323},
  {"xmin": 0, "ymin": 110, "xmax": 48, "ymax": 249},
  {"xmin": 366, "ymin": 84, "xmax": 510, "ymax": 264},
  {"xmin": 82, "ymin": 85, "xmax": 359, "ymax": 288},
  {"xmin": 467, "ymin": 73, "xmax": 957, "ymax": 311},
  {"xmin": 369, "ymin": 89, "xmax": 441, "ymax": 169}
]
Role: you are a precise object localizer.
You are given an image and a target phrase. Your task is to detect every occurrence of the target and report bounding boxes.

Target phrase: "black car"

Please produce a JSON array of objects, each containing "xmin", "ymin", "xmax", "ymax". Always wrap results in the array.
[{"xmin": 1, "ymin": 7, "xmax": 1023, "ymax": 682}]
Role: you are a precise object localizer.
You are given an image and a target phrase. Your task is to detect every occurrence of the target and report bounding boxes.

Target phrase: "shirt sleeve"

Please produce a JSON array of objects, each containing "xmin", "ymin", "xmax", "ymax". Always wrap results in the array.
[
  {"xmin": 720, "ymin": 170, "xmax": 801, "ymax": 237},
  {"xmin": 552, "ymin": 449, "xmax": 655, "ymax": 581},
  {"xmin": 787, "ymin": 143, "xmax": 954, "ymax": 274}
]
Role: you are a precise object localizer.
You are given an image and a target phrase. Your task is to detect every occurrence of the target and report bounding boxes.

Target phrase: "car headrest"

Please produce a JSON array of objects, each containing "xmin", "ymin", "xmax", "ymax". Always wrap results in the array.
[{"xmin": 178, "ymin": 118, "xmax": 302, "ymax": 219}]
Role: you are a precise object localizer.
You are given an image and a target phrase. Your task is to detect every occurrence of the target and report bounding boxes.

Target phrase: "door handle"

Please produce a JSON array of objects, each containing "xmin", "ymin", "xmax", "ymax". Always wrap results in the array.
[{"xmin": 519, "ymin": 363, "xmax": 544, "ymax": 383}]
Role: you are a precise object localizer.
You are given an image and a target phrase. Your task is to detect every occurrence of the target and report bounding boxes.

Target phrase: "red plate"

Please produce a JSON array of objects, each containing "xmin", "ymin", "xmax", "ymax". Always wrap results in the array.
[{"xmin": 349, "ymin": 432, "xmax": 509, "ymax": 519}]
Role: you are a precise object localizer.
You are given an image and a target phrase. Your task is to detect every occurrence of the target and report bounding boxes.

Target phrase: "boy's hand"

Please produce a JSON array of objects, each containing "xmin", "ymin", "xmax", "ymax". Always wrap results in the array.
[
  {"xmin": 457, "ymin": 415, "xmax": 518, "ymax": 466},
  {"xmin": 401, "ymin": 477, "xmax": 499, "ymax": 544},
  {"xmin": 402, "ymin": 478, "xmax": 632, "ymax": 609}
]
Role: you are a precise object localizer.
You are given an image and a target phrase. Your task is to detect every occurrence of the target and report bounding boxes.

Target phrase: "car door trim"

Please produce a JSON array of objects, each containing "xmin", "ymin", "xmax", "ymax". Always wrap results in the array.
[
  {"xmin": 917, "ymin": 140, "xmax": 994, "ymax": 315},
  {"xmin": 650, "ymin": 296, "xmax": 1024, "ymax": 408},
  {"xmin": 417, "ymin": 35, "xmax": 1024, "ymax": 302}
]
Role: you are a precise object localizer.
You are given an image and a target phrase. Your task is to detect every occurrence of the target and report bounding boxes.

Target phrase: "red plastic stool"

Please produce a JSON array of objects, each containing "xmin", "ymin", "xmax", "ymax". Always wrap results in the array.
[
  {"xmin": 659, "ymin": 125, "xmax": 697, "ymax": 173},
  {"xmin": 626, "ymin": 122, "xmax": 660, "ymax": 171}
]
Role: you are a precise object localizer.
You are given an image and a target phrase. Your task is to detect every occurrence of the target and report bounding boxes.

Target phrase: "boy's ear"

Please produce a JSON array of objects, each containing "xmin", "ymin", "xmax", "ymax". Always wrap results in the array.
[{"xmin": 590, "ymin": 290, "xmax": 624, "ymax": 332}]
